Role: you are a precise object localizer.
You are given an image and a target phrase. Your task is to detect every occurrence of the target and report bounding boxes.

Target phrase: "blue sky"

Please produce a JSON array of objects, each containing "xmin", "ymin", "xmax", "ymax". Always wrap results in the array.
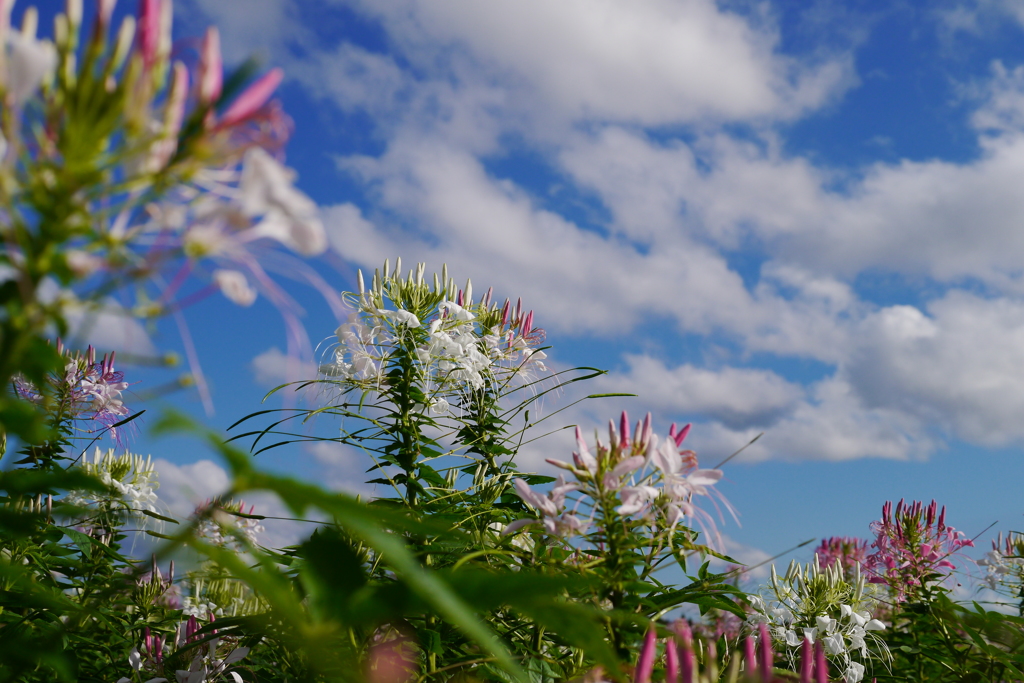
[{"xmin": 27, "ymin": 0, "xmax": 1024, "ymax": 572}]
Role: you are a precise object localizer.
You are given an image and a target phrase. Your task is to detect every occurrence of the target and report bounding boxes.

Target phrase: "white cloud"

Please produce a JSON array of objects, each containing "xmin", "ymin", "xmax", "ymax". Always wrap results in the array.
[
  {"xmin": 305, "ymin": 441, "xmax": 378, "ymax": 496},
  {"xmin": 340, "ymin": 0, "xmax": 853, "ymax": 126},
  {"xmin": 589, "ymin": 355, "xmax": 804, "ymax": 430},
  {"xmin": 700, "ymin": 376, "xmax": 931, "ymax": 463},
  {"xmin": 250, "ymin": 346, "xmax": 317, "ymax": 388},
  {"xmin": 846, "ymin": 292, "xmax": 1024, "ymax": 445}
]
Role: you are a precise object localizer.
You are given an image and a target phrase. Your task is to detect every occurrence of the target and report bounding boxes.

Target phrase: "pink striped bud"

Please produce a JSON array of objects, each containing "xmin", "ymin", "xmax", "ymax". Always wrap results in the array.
[
  {"xmin": 500, "ymin": 299, "xmax": 510, "ymax": 325},
  {"xmin": 522, "ymin": 310, "xmax": 533, "ymax": 334},
  {"xmin": 619, "ymin": 411, "xmax": 630, "ymax": 449}
]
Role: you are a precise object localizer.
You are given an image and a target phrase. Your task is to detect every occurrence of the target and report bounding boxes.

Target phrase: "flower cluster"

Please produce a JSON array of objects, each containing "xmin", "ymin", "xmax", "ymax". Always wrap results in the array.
[
  {"xmin": 748, "ymin": 556, "xmax": 888, "ymax": 683},
  {"xmin": 509, "ymin": 412, "xmax": 733, "ymax": 547},
  {"xmin": 321, "ymin": 259, "xmax": 548, "ymax": 407},
  {"xmin": 13, "ymin": 343, "xmax": 132, "ymax": 443},
  {"xmin": 864, "ymin": 499, "xmax": 973, "ymax": 603},
  {"xmin": 117, "ymin": 617, "xmax": 250, "ymax": 683}
]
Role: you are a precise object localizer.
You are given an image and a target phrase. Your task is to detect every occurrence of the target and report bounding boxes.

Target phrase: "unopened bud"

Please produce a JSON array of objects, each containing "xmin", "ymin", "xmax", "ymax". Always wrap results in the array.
[
  {"xmin": 20, "ymin": 7, "xmax": 37, "ymax": 38},
  {"xmin": 111, "ymin": 16, "xmax": 135, "ymax": 71},
  {"xmin": 66, "ymin": 0, "xmax": 83, "ymax": 32}
]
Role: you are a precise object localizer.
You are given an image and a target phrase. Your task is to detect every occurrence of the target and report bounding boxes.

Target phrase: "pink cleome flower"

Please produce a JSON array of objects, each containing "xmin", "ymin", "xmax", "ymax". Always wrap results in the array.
[{"xmin": 864, "ymin": 499, "xmax": 973, "ymax": 603}]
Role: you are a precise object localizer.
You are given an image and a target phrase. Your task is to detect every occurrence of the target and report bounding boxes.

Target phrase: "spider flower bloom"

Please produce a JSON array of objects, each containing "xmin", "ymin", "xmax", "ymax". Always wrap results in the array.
[{"xmin": 864, "ymin": 499, "xmax": 973, "ymax": 603}]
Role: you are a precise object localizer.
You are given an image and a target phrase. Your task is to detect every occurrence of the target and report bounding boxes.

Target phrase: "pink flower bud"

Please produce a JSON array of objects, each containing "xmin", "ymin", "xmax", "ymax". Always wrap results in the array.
[
  {"xmin": 500, "ymin": 298, "xmax": 510, "ymax": 325},
  {"xmin": 758, "ymin": 622, "xmax": 773, "ymax": 682},
  {"xmin": 799, "ymin": 638, "xmax": 813, "ymax": 683},
  {"xmin": 522, "ymin": 310, "xmax": 533, "ymax": 334},
  {"xmin": 672, "ymin": 423, "xmax": 691, "ymax": 447},
  {"xmin": 814, "ymin": 640, "xmax": 828, "ymax": 683},
  {"xmin": 743, "ymin": 636, "xmax": 757, "ymax": 677},
  {"xmin": 619, "ymin": 411, "xmax": 630, "ymax": 449},
  {"xmin": 136, "ymin": 0, "xmax": 160, "ymax": 68},
  {"xmin": 218, "ymin": 67, "xmax": 284, "ymax": 127},
  {"xmin": 665, "ymin": 637, "xmax": 679, "ymax": 683}
]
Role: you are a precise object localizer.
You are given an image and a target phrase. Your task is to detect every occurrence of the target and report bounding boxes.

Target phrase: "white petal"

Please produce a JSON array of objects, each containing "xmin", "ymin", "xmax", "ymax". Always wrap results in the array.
[{"xmin": 213, "ymin": 269, "xmax": 257, "ymax": 306}]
